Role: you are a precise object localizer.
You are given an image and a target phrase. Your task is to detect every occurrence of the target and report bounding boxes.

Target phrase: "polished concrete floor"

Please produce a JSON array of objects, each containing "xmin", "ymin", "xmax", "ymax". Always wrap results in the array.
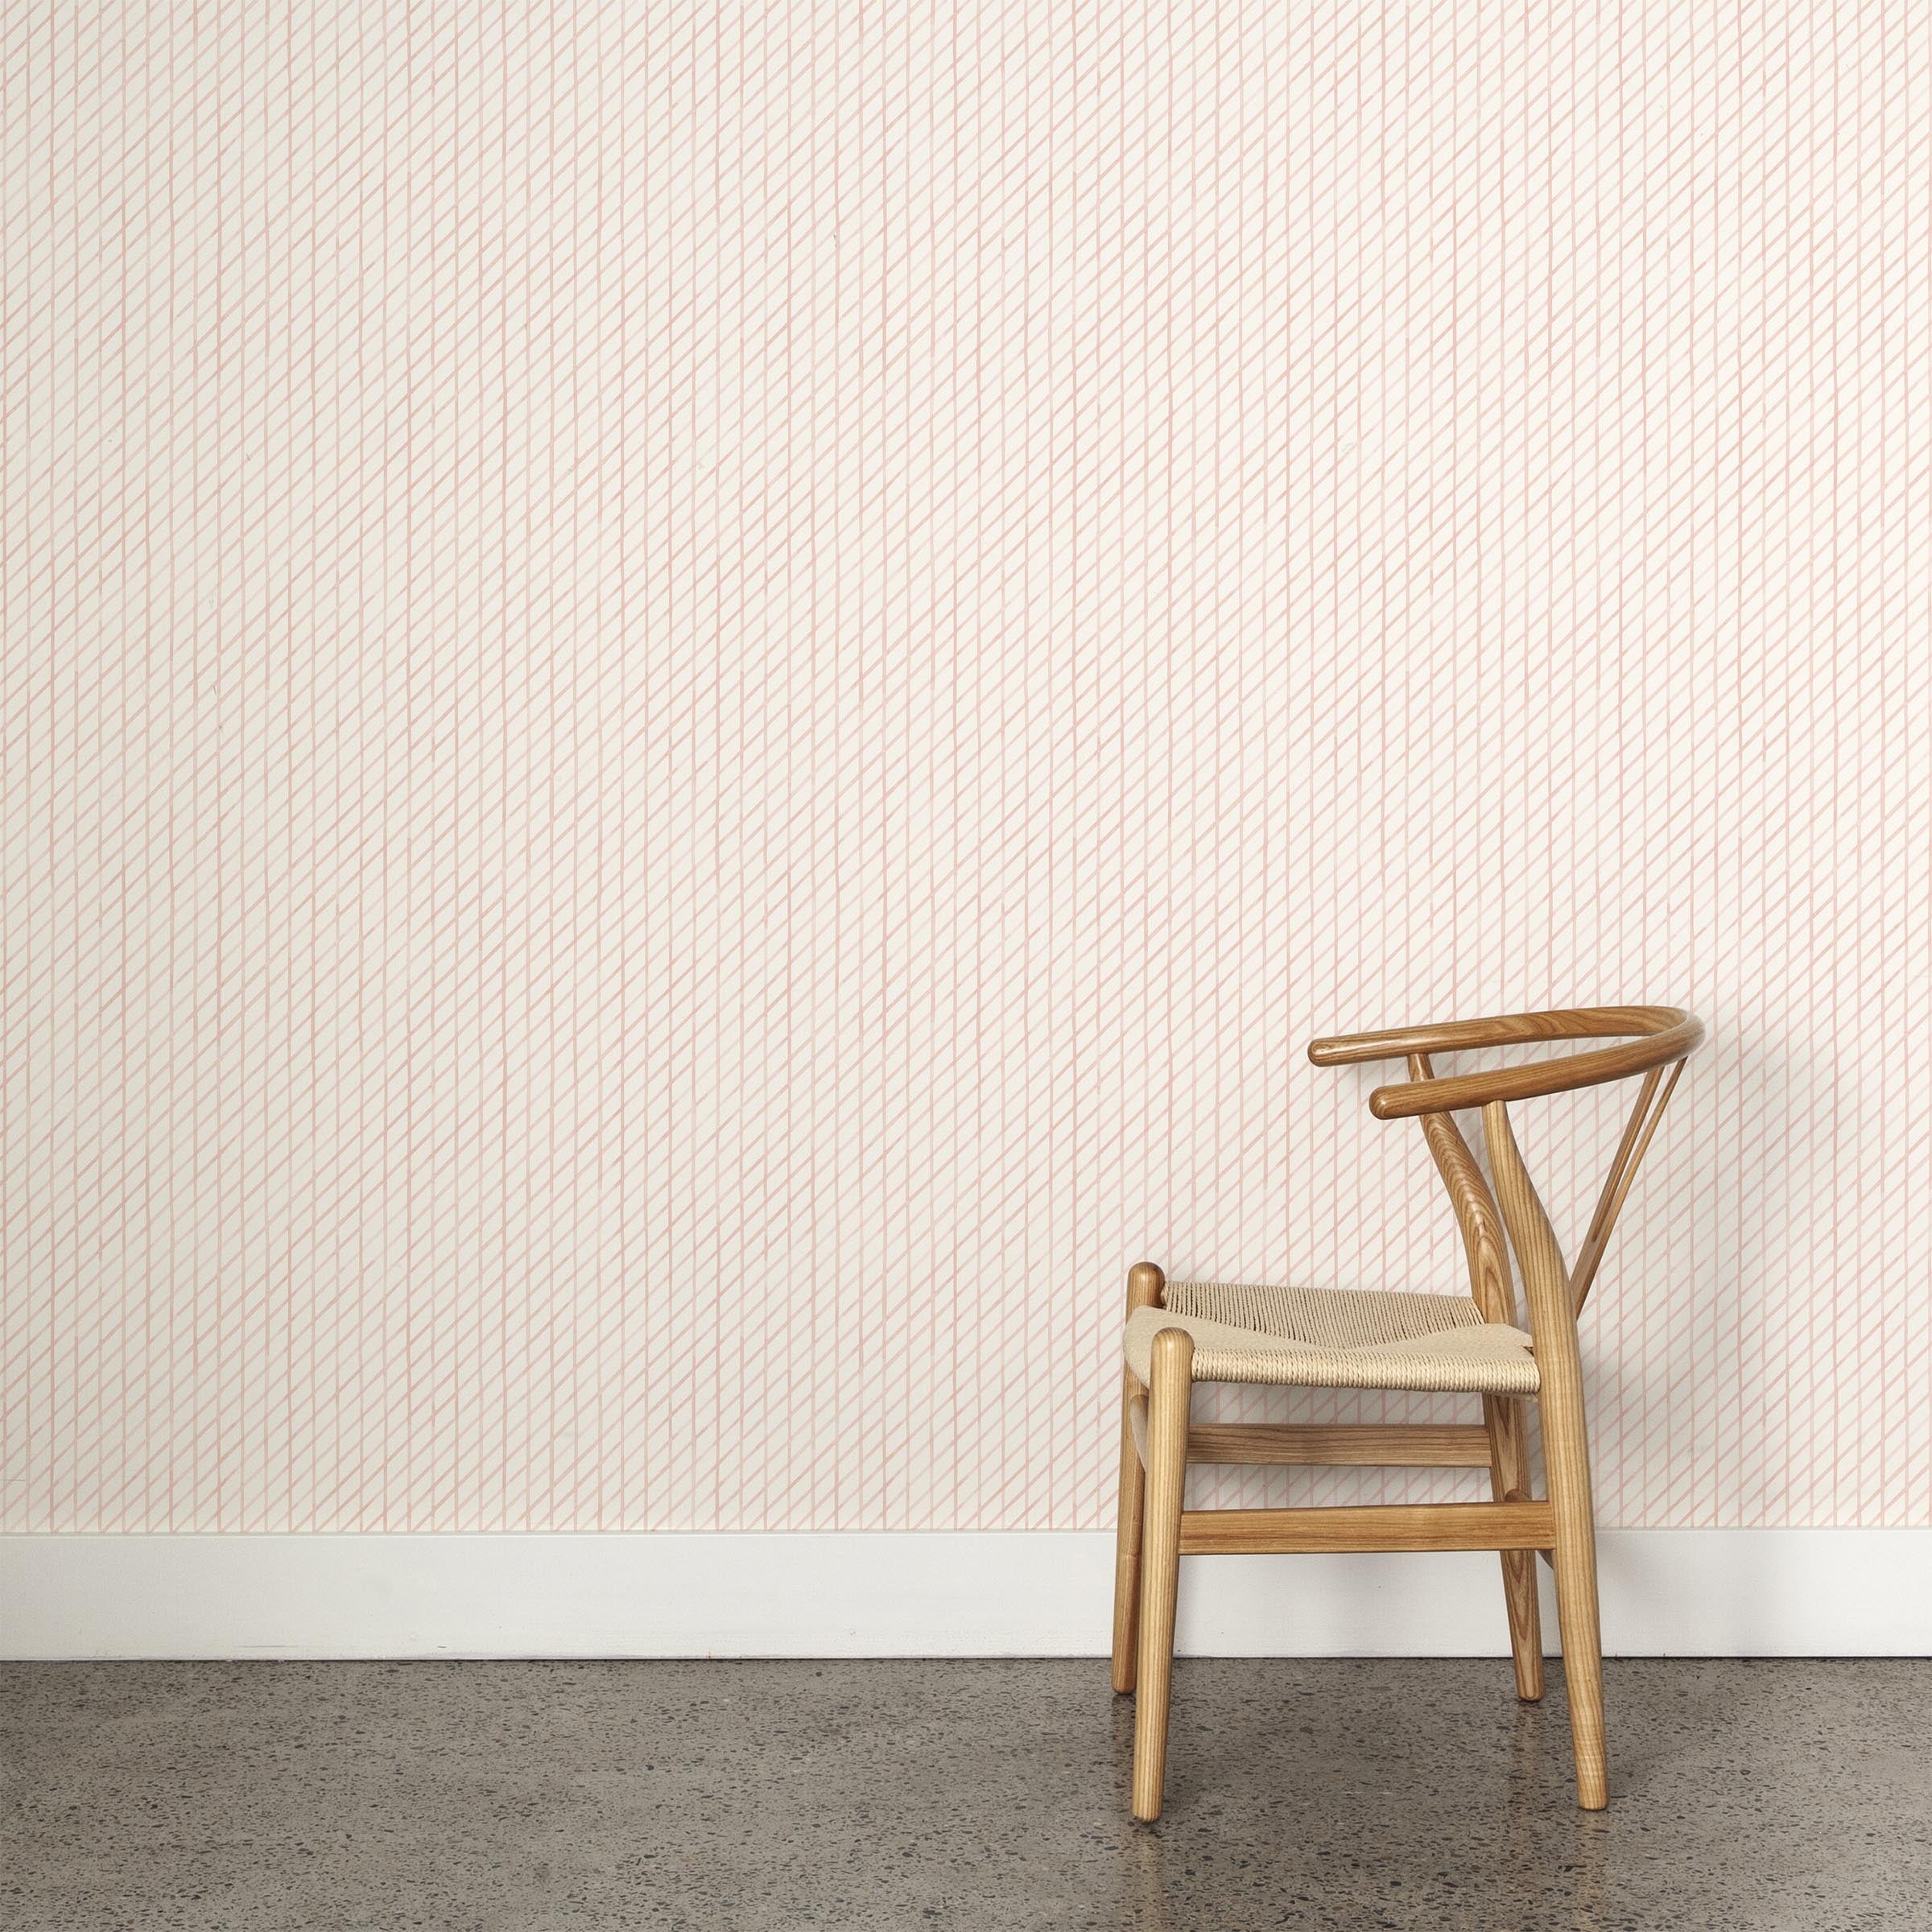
[{"xmin": 3, "ymin": 1658, "xmax": 1928, "ymax": 1930}]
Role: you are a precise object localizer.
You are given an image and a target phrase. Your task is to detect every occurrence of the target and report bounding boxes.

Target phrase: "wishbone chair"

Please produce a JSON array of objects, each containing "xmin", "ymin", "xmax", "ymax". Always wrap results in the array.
[{"xmin": 1111, "ymin": 1005, "xmax": 1703, "ymax": 1817}]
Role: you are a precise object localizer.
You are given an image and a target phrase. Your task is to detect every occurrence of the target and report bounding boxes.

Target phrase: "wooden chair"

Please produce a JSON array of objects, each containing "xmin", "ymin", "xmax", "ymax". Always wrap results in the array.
[{"xmin": 1111, "ymin": 1005, "xmax": 1703, "ymax": 1817}]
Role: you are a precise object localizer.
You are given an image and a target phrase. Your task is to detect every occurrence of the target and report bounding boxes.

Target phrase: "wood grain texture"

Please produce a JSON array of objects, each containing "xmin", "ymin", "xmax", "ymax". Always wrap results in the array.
[
  {"xmin": 1111, "ymin": 1264, "xmax": 1164, "ymax": 1694},
  {"xmin": 1409, "ymin": 1051, "xmax": 1517, "ymax": 1324},
  {"xmin": 1407, "ymin": 1047, "xmax": 1546, "ymax": 1697},
  {"xmin": 1310, "ymin": 1004, "xmax": 1695, "ymax": 1062},
  {"xmin": 1307, "ymin": 1007, "xmax": 1702, "ymax": 1119},
  {"xmin": 1131, "ymin": 1324, "xmax": 1192, "ymax": 1822},
  {"xmin": 1175, "ymin": 1499, "xmax": 1556, "ymax": 1554},
  {"xmin": 1485, "ymin": 1393, "xmax": 1545, "ymax": 1701},
  {"xmin": 1369, "ymin": 1013, "xmax": 1703, "ymax": 1118},
  {"xmin": 1182, "ymin": 1422, "xmax": 1494, "ymax": 1468},
  {"xmin": 1485, "ymin": 1098, "xmax": 1608, "ymax": 1809}
]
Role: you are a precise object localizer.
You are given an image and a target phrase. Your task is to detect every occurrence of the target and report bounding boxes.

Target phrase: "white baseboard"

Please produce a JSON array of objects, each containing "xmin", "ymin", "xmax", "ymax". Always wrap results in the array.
[{"xmin": 2, "ymin": 1530, "xmax": 1926, "ymax": 1661}]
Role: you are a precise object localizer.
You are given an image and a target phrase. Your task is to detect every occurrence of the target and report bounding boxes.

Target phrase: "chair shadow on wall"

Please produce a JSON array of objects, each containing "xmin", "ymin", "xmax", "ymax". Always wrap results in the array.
[{"xmin": 1587, "ymin": 1013, "xmax": 1798, "ymax": 1674}]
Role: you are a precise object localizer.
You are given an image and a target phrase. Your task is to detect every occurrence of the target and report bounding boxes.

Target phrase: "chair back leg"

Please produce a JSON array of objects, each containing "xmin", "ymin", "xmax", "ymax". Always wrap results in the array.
[
  {"xmin": 1484, "ymin": 1393, "xmax": 1546, "ymax": 1701},
  {"xmin": 1111, "ymin": 1375, "xmax": 1146, "ymax": 1692},
  {"xmin": 1112, "ymin": 1264, "xmax": 1166, "ymax": 1692},
  {"xmin": 1484, "ymin": 1098, "xmax": 1610, "ymax": 1809},
  {"xmin": 1131, "ymin": 1324, "xmax": 1193, "ymax": 1822},
  {"xmin": 1540, "ymin": 1364, "xmax": 1608, "ymax": 1806}
]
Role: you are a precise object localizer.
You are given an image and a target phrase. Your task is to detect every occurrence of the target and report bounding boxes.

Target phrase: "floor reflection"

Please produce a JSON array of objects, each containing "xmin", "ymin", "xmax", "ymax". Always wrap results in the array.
[{"xmin": 6, "ymin": 1657, "xmax": 1928, "ymax": 1931}]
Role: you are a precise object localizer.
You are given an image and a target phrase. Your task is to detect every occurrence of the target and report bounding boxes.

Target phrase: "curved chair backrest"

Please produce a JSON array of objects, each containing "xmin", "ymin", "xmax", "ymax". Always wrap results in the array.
[{"xmin": 1308, "ymin": 1007, "xmax": 1703, "ymax": 1324}]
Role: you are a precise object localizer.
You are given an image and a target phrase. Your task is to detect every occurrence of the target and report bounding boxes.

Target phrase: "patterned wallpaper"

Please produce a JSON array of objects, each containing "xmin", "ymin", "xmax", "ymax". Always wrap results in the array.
[{"xmin": 5, "ymin": 2, "xmax": 1927, "ymax": 1534}]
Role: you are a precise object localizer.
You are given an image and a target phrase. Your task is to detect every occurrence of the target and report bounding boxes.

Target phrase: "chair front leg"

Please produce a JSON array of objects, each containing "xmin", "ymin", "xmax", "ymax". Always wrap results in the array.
[{"xmin": 1132, "ymin": 1324, "xmax": 1193, "ymax": 1823}]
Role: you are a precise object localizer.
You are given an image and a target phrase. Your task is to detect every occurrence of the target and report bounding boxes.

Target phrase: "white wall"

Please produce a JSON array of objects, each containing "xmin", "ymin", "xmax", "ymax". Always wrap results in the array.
[{"xmin": 6, "ymin": 2, "xmax": 1927, "ymax": 1636}]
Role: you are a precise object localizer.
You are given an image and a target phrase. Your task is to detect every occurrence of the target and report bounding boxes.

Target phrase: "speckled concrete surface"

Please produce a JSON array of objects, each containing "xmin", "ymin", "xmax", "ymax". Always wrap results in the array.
[{"xmin": 2, "ymin": 1658, "xmax": 1927, "ymax": 1931}]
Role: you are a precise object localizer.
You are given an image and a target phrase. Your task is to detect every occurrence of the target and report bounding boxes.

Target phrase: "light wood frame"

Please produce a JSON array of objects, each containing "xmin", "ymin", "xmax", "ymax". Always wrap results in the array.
[{"xmin": 1111, "ymin": 1005, "xmax": 1702, "ymax": 1818}]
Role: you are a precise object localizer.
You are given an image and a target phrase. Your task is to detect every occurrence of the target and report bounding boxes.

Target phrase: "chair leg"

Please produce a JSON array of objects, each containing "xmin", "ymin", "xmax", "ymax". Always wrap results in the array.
[
  {"xmin": 1540, "ymin": 1377, "xmax": 1608, "ymax": 1809},
  {"xmin": 1113, "ymin": 1262, "xmax": 1166, "ymax": 1695},
  {"xmin": 1131, "ymin": 1326, "xmax": 1192, "ymax": 1823},
  {"xmin": 1111, "ymin": 1368, "xmax": 1146, "ymax": 1694},
  {"xmin": 1498, "ymin": 1550, "xmax": 1545, "ymax": 1699},
  {"xmin": 1484, "ymin": 1394, "xmax": 1544, "ymax": 1701}
]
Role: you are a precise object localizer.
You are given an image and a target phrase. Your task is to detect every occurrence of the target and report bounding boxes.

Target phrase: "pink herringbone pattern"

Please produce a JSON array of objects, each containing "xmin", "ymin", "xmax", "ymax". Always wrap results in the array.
[{"xmin": 4, "ymin": 2, "xmax": 1928, "ymax": 1532}]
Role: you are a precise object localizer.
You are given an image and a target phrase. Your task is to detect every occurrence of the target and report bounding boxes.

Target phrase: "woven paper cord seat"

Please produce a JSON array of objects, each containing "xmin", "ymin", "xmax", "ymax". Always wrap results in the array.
[{"xmin": 1123, "ymin": 1280, "xmax": 1539, "ymax": 1395}]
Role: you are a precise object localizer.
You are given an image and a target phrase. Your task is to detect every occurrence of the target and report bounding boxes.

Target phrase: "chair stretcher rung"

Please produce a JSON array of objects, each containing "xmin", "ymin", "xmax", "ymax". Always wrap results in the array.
[
  {"xmin": 1126, "ymin": 1403, "xmax": 1496, "ymax": 1471},
  {"xmin": 1175, "ymin": 1500, "xmax": 1556, "ymax": 1555},
  {"xmin": 1183, "ymin": 1422, "xmax": 1494, "ymax": 1468}
]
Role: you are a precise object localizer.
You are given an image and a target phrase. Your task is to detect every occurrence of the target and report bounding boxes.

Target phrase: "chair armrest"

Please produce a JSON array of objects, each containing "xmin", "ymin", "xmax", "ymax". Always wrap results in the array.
[{"xmin": 1307, "ymin": 1008, "xmax": 1703, "ymax": 1117}]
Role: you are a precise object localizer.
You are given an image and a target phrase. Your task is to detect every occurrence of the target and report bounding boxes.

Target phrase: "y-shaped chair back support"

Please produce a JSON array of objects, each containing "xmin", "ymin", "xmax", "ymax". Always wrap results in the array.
[
  {"xmin": 1318, "ymin": 1005, "xmax": 1698, "ymax": 1312},
  {"xmin": 1308, "ymin": 1005, "xmax": 1702, "ymax": 1807}
]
